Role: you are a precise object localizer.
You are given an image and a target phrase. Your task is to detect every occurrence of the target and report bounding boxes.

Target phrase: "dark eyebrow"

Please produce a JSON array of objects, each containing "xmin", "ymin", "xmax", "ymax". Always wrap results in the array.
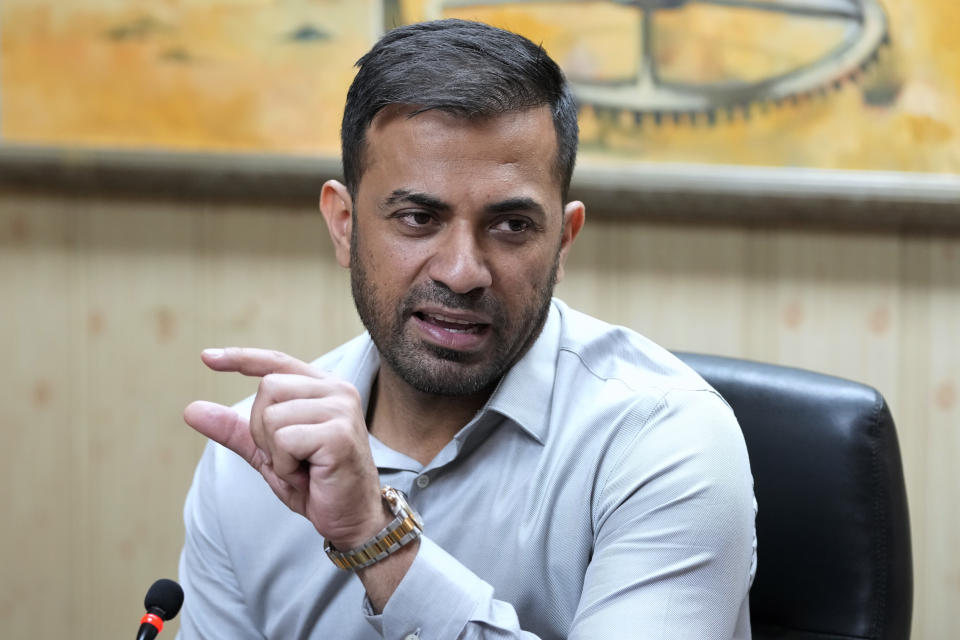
[
  {"xmin": 484, "ymin": 197, "xmax": 546, "ymax": 218},
  {"xmin": 381, "ymin": 189, "xmax": 451, "ymax": 212},
  {"xmin": 380, "ymin": 190, "xmax": 546, "ymax": 219}
]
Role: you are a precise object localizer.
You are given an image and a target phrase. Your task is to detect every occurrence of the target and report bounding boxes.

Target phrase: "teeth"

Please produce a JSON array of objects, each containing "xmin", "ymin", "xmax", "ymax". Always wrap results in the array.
[
  {"xmin": 428, "ymin": 313, "xmax": 476, "ymax": 325},
  {"xmin": 421, "ymin": 313, "xmax": 484, "ymax": 334}
]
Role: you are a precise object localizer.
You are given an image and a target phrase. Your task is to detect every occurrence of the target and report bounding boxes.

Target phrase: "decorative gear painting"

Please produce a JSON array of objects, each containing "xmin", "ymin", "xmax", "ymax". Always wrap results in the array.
[{"xmin": 422, "ymin": 0, "xmax": 890, "ymax": 126}]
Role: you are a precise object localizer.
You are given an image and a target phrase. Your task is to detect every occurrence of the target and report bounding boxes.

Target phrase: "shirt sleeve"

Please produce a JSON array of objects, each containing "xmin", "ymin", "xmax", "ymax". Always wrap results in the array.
[
  {"xmin": 571, "ymin": 388, "xmax": 756, "ymax": 639},
  {"xmin": 365, "ymin": 388, "xmax": 756, "ymax": 640},
  {"xmin": 177, "ymin": 441, "xmax": 265, "ymax": 640},
  {"xmin": 363, "ymin": 536, "xmax": 540, "ymax": 639}
]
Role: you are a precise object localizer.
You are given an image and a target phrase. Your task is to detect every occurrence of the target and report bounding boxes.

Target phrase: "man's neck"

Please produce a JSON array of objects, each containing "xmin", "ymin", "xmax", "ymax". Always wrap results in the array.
[{"xmin": 366, "ymin": 366, "xmax": 492, "ymax": 466}]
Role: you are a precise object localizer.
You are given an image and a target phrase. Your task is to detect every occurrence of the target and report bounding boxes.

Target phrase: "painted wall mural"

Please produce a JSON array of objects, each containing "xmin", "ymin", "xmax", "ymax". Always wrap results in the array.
[{"xmin": 1, "ymin": 0, "xmax": 957, "ymax": 173}]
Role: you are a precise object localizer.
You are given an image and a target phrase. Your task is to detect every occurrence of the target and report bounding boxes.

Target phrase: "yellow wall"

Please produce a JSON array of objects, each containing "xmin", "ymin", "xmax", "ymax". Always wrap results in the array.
[
  {"xmin": 4, "ymin": 0, "xmax": 959, "ymax": 174},
  {"xmin": 1, "ymin": 187, "xmax": 957, "ymax": 638}
]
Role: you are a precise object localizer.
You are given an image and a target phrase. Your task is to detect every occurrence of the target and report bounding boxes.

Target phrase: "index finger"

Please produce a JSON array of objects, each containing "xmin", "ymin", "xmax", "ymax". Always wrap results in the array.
[{"xmin": 201, "ymin": 347, "xmax": 318, "ymax": 378}]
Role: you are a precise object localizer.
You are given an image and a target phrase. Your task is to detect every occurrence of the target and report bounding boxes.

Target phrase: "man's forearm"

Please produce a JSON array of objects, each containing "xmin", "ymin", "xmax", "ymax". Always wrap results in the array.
[{"xmin": 356, "ymin": 538, "xmax": 420, "ymax": 613}]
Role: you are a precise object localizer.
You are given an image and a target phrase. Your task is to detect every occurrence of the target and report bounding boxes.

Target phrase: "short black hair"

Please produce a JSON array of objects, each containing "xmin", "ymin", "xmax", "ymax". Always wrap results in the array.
[{"xmin": 341, "ymin": 19, "xmax": 578, "ymax": 200}]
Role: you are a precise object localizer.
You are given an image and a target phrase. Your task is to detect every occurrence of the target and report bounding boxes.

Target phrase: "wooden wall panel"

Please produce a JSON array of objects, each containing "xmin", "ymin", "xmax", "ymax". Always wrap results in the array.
[
  {"xmin": 896, "ymin": 236, "xmax": 934, "ymax": 639},
  {"xmin": 0, "ymin": 194, "xmax": 81, "ymax": 638},
  {"xmin": 559, "ymin": 220, "xmax": 751, "ymax": 357},
  {"xmin": 1, "ymin": 187, "xmax": 957, "ymax": 638},
  {"xmin": 74, "ymin": 199, "xmax": 201, "ymax": 636},
  {"xmin": 910, "ymin": 238, "xmax": 960, "ymax": 640}
]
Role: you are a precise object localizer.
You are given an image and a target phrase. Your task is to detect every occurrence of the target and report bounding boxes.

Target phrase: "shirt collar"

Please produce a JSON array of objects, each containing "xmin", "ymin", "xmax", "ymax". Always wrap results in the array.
[
  {"xmin": 333, "ymin": 337, "xmax": 381, "ymax": 414},
  {"xmin": 483, "ymin": 300, "xmax": 560, "ymax": 445}
]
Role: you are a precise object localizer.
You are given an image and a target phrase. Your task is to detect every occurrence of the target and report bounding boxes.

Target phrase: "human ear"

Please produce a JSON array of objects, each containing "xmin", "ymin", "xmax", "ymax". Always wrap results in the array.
[
  {"xmin": 319, "ymin": 180, "xmax": 353, "ymax": 268},
  {"xmin": 555, "ymin": 200, "xmax": 585, "ymax": 282}
]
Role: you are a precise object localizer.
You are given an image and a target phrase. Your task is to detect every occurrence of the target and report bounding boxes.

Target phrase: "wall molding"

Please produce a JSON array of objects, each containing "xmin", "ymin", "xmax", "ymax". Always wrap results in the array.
[{"xmin": 2, "ymin": 144, "xmax": 958, "ymax": 229}]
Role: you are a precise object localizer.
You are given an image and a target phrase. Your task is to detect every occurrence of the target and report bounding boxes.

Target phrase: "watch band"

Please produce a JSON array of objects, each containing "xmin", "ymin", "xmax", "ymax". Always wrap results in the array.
[{"xmin": 324, "ymin": 486, "xmax": 424, "ymax": 571}]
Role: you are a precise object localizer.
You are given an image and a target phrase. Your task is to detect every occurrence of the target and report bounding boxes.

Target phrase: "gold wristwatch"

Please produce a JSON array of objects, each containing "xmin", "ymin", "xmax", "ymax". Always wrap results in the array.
[{"xmin": 324, "ymin": 486, "xmax": 424, "ymax": 571}]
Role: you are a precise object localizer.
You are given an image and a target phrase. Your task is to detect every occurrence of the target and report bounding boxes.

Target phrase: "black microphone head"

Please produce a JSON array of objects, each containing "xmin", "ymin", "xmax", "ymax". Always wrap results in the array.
[{"xmin": 144, "ymin": 579, "xmax": 184, "ymax": 621}]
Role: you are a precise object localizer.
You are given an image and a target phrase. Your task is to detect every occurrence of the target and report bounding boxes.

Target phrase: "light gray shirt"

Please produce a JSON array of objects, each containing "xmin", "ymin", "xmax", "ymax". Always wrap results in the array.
[{"xmin": 178, "ymin": 299, "xmax": 756, "ymax": 639}]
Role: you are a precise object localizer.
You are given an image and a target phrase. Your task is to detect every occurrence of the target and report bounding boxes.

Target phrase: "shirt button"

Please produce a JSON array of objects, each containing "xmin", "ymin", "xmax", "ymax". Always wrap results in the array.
[
  {"xmin": 415, "ymin": 474, "xmax": 430, "ymax": 489},
  {"xmin": 404, "ymin": 634, "xmax": 420, "ymax": 640}
]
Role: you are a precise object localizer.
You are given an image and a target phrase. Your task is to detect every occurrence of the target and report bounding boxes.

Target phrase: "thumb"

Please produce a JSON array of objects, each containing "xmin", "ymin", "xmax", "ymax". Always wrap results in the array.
[{"xmin": 184, "ymin": 400, "xmax": 260, "ymax": 466}]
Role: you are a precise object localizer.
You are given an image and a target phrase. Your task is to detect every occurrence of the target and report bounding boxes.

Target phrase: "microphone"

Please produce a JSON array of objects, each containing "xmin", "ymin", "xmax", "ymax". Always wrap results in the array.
[{"xmin": 137, "ymin": 579, "xmax": 184, "ymax": 640}]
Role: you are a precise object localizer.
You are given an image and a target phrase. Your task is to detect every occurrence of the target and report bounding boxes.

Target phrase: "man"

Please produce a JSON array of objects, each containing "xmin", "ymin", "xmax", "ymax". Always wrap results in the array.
[{"xmin": 179, "ymin": 19, "xmax": 755, "ymax": 639}]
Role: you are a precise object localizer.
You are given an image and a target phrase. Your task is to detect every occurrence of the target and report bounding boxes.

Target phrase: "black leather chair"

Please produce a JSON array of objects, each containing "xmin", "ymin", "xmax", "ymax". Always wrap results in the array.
[{"xmin": 675, "ymin": 353, "xmax": 913, "ymax": 640}]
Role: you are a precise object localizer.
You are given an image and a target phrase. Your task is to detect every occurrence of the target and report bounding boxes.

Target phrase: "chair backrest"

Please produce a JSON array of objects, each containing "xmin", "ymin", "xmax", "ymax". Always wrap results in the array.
[{"xmin": 675, "ymin": 353, "xmax": 913, "ymax": 640}]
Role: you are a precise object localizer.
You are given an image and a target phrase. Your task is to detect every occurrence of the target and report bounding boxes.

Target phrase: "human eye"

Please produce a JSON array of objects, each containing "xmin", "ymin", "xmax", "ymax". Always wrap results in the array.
[
  {"xmin": 390, "ymin": 210, "xmax": 437, "ymax": 233},
  {"xmin": 491, "ymin": 216, "xmax": 538, "ymax": 237}
]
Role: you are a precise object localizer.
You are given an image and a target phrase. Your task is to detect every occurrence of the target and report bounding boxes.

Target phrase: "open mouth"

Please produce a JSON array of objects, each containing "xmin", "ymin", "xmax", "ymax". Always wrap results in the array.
[{"xmin": 413, "ymin": 311, "xmax": 489, "ymax": 334}]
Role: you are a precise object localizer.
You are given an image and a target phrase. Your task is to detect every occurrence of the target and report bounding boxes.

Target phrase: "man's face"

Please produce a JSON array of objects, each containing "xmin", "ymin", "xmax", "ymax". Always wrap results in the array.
[{"xmin": 327, "ymin": 106, "xmax": 582, "ymax": 397}]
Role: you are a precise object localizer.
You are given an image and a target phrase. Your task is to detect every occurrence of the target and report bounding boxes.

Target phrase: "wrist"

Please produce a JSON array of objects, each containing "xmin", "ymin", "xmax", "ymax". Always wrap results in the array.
[
  {"xmin": 356, "ymin": 535, "xmax": 419, "ymax": 578},
  {"xmin": 356, "ymin": 536, "xmax": 420, "ymax": 614},
  {"xmin": 324, "ymin": 486, "xmax": 424, "ymax": 572},
  {"xmin": 327, "ymin": 503, "xmax": 393, "ymax": 551}
]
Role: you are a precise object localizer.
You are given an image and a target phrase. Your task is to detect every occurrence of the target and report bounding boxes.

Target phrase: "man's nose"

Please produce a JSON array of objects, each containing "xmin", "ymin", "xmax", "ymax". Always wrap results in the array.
[{"xmin": 427, "ymin": 226, "xmax": 493, "ymax": 294}]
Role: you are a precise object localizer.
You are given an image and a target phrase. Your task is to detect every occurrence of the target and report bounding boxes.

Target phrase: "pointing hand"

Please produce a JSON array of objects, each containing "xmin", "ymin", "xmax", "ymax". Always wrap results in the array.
[{"xmin": 184, "ymin": 348, "xmax": 387, "ymax": 549}]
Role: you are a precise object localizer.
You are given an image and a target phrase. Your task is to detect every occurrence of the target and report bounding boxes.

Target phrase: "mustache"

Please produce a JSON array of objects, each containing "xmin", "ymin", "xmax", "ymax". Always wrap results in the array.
[{"xmin": 400, "ymin": 282, "xmax": 502, "ymax": 318}]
